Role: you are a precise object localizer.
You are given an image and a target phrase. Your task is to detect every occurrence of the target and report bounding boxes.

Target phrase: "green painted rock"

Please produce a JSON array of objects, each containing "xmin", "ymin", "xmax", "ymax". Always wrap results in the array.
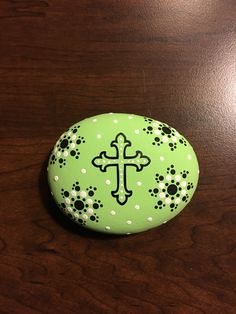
[{"xmin": 48, "ymin": 113, "xmax": 199, "ymax": 235}]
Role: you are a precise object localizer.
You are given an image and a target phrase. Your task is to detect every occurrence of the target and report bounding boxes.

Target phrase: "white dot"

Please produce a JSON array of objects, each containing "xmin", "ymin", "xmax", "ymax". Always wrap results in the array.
[
  {"xmin": 128, "ymin": 116, "xmax": 133, "ymax": 119},
  {"xmin": 126, "ymin": 220, "xmax": 132, "ymax": 225},
  {"xmin": 87, "ymin": 208, "xmax": 93, "ymax": 214},
  {"xmin": 70, "ymin": 143, "xmax": 75, "ymax": 148},
  {"xmin": 162, "ymin": 136, "xmax": 168, "ymax": 143},
  {"xmin": 163, "ymin": 220, "xmax": 167, "ymax": 224},
  {"xmin": 159, "ymin": 182, "xmax": 165, "ymax": 189},
  {"xmin": 92, "ymin": 119, "xmax": 97, "ymax": 122},
  {"xmin": 71, "ymin": 190, "xmax": 76, "ymax": 196},
  {"xmin": 57, "ymin": 151, "xmax": 61, "ymax": 157},
  {"xmin": 160, "ymin": 156, "xmax": 165, "ymax": 161},
  {"xmin": 109, "ymin": 112, "xmax": 114, "ymax": 115},
  {"xmin": 181, "ymin": 181, "xmax": 187, "ymax": 187},
  {"xmin": 67, "ymin": 207, "xmax": 72, "ymax": 213},
  {"xmin": 172, "ymin": 136, "xmax": 177, "ymax": 142},
  {"xmin": 181, "ymin": 189, "xmax": 187, "ymax": 196},
  {"xmin": 126, "ymin": 232, "xmax": 131, "ymax": 235},
  {"xmin": 74, "ymin": 213, "xmax": 79, "ymax": 218},
  {"xmin": 134, "ymin": 129, "xmax": 140, "ymax": 134},
  {"xmin": 54, "ymin": 176, "xmax": 59, "ymax": 181},
  {"xmin": 105, "ymin": 226, "xmax": 111, "ymax": 230},
  {"xmin": 71, "ymin": 134, "xmax": 76, "ymax": 140},
  {"xmin": 147, "ymin": 217, "xmax": 153, "ymax": 222},
  {"xmin": 166, "ymin": 175, "xmax": 172, "ymax": 181},
  {"xmin": 87, "ymin": 199, "xmax": 93, "ymax": 205},
  {"xmin": 65, "ymin": 198, "xmax": 71, "ymax": 204},
  {"xmin": 113, "ymin": 119, "xmax": 118, "ymax": 123},
  {"xmin": 134, "ymin": 205, "xmax": 140, "ymax": 210},
  {"xmin": 175, "ymin": 198, "xmax": 181, "ymax": 204},
  {"xmin": 154, "ymin": 129, "xmax": 161, "ymax": 135},
  {"xmin": 152, "ymin": 122, "xmax": 158, "ymax": 127},
  {"xmin": 97, "ymin": 134, "xmax": 102, "ymax": 139},
  {"xmin": 67, "ymin": 131, "xmax": 72, "ymax": 136},
  {"xmin": 137, "ymin": 181, "xmax": 142, "ymax": 186},
  {"xmin": 63, "ymin": 151, "xmax": 68, "ymax": 157},
  {"xmin": 165, "ymin": 198, "xmax": 171, "ymax": 204},
  {"xmin": 81, "ymin": 168, "xmax": 86, "ymax": 174},
  {"xmin": 80, "ymin": 191, "xmax": 87, "ymax": 198},
  {"xmin": 110, "ymin": 210, "xmax": 116, "ymax": 215},
  {"xmin": 175, "ymin": 175, "xmax": 181, "ymax": 182},
  {"xmin": 187, "ymin": 154, "xmax": 192, "ymax": 160},
  {"xmin": 159, "ymin": 192, "xmax": 165, "ymax": 198},
  {"xmin": 50, "ymin": 191, "xmax": 53, "ymax": 196},
  {"xmin": 82, "ymin": 214, "xmax": 88, "ymax": 220}
]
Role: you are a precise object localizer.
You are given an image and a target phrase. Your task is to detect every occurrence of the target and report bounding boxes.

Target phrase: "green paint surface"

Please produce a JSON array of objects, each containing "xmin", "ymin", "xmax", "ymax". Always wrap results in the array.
[{"xmin": 48, "ymin": 113, "xmax": 199, "ymax": 235}]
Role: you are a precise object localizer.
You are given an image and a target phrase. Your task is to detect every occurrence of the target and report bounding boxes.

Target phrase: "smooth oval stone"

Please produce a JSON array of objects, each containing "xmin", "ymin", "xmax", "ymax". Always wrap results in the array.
[{"xmin": 48, "ymin": 113, "xmax": 199, "ymax": 235}]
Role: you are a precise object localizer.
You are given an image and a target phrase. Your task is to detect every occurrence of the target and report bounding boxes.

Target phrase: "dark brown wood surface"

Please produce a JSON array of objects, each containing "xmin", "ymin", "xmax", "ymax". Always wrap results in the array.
[{"xmin": 0, "ymin": 1, "xmax": 236, "ymax": 313}]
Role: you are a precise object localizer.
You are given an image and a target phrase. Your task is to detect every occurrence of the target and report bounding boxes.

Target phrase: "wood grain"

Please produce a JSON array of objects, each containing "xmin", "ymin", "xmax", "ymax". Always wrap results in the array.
[{"xmin": 0, "ymin": 1, "xmax": 236, "ymax": 313}]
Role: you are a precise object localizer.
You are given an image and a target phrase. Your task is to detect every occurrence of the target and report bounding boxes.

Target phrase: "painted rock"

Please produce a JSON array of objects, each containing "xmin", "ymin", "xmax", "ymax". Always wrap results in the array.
[{"xmin": 48, "ymin": 113, "xmax": 199, "ymax": 235}]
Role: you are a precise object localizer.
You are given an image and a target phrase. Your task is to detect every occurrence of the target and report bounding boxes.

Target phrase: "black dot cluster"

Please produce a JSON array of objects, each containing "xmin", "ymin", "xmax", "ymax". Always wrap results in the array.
[
  {"xmin": 144, "ymin": 117, "xmax": 153, "ymax": 123},
  {"xmin": 86, "ymin": 186, "xmax": 96, "ymax": 197},
  {"xmin": 49, "ymin": 125, "xmax": 85, "ymax": 168},
  {"xmin": 181, "ymin": 170, "xmax": 189, "ymax": 179},
  {"xmin": 149, "ymin": 188, "xmax": 159, "ymax": 197},
  {"xmin": 59, "ymin": 182, "xmax": 102, "ymax": 226},
  {"xmin": 169, "ymin": 142, "xmax": 177, "ymax": 151},
  {"xmin": 179, "ymin": 138, "xmax": 187, "ymax": 147},
  {"xmin": 92, "ymin": 199, "xmax": 103, "ymax": 209},
  {"xmin": 143, "ymin": 125, "xmax": 154, "ymax": 135},
  {"xmin": 70, "ymin": 148, "xmax": 80, "ymax": 159},
  {"xmin": 148, "ymin": 165, "xmax": 194, "ymax": 212},
  {"xmin": 153, "ymin": 136, "xmax": 163, "ymax": 146},
  {"xmin": 167, "ymin": 165, "xmax": 176, "ymax": 175}
]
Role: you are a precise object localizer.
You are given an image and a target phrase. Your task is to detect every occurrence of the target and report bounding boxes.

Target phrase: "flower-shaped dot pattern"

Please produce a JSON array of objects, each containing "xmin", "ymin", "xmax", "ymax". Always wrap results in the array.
[
  {"xmin": 49, "ymin": 125, "xmax": 85, "ymax": 168},
  {"xmin": 59, "ymin": 182, "xmax": 102, "ymax": 226},
  {"xmin": 149, "ymin": 165, "xmax": 194, "ymax": 212},
  {"xmin": 142, "ymin": 117, "xmax": 189, "ymax": 151}
]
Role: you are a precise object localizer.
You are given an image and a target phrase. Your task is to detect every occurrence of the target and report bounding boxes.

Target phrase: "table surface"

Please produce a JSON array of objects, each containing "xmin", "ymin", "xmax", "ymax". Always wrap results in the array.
[{"xmin": 0, "ymin": 1, "xmax": 236, "ymax": 313}]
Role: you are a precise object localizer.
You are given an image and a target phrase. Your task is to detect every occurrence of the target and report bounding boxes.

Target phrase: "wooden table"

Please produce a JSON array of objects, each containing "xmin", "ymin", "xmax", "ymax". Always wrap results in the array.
[{"xmin": 1, "ymin": 1, "xmax": 235, "ymax": 313}]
